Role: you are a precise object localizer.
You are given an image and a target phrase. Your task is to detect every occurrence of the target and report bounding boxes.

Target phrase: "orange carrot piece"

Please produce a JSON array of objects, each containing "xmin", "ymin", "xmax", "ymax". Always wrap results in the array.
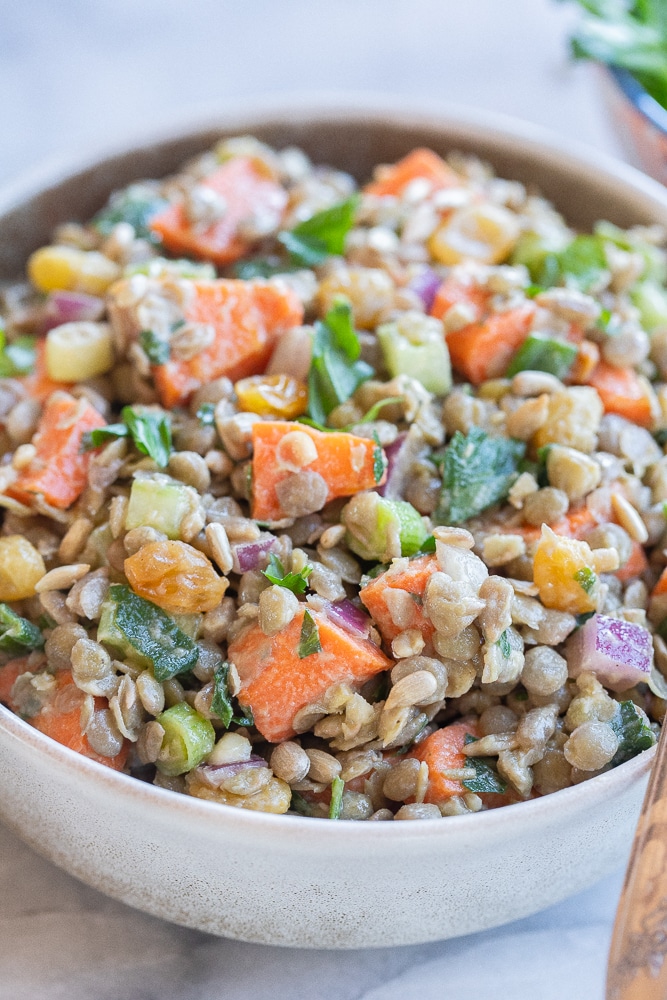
[
  {"xmin": 7, "ymin": 392, "xmax": 106, "ymax": 509},
  {"xmin": 364, "ymin": 148, "xmax": 459, "ymax": 198},
  {"xmin": 445, "ymin": 305, "xmax": 535, "ymax": 384},
  {"xmin": 149, "ymin": 156, "xmax": 288, "ymax": 266},
  {"xmin": 31, "ymin": 674, "xmax": 127, "ymax": 771},
  {"xmin": 587, "ymin": 361, "xmax": 654, "ymax": 428},
  {"xmin": 19, "ymin": 340, "xmax": 71, "ymax": 401},
  {"xmin": 429, "ymin": 276, "xmax": 488, "ymax": 324},
  {"xmin": 250, "ymin": 420, "xmax": 385, "ymax": 522},
  {"xmin": 153, "ymin": 279, "xmax": 304, "ymax": 408},
  {"xmin": 615, "ymin": 540, "xmax": 649, "ymax": 583},
  {"xmin": 359, "ymin": 554, "xmax": 438, "ymax": 646},
  {"xmin": 0, "ymin": 656, "xmax": 31, "ymax": 710},
  {"xmin": 409, "ymin": 719, "xmax": 480, "ymax": 803},
  {"xmin": 652, "ymin": 566, "xmax": 667, "ymax": 598},
  {"xmin": 229, "ymin": 607, "xmax": 392, "ymax": 742}
]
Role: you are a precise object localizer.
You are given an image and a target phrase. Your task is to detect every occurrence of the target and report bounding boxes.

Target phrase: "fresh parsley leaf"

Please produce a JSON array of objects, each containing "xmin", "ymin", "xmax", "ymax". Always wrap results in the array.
[
  {"xmin": 211, "ymin": 662, "xmax": 253, "ymax": 729},
  {"xmin": 306, "ymin": 300, "xmax": 374, "ymax": 425},
  {"xmin": 575, "ymin": 610, "xmax": 596, "ymax": 627},
  {"xmin": 122, "ymin": 407, "xmax": 172, "ymax": 467},
  {"xmin": 196, "ymin": 402, "xmax": 217, "ymax": 426},
  {"xmin": 291, "ymin": 791, "xmax": 318, "ymax": 817},
  {"xmin": 262, "ymin": 552, "xmax": 312, "ymax": 594},
  {"xmin": 574, "ymin": 566, "xmax": 597, "ymax": 595},
  {"xmin": 0, "ymin": 331, "xmax": 36, "ymax": 377},
  {"xmin": 278, "ymin": 196, "xmax": 359, "ymax": 268},
  {"xmin": 610, "ymin": 700, "xmax": 656, "ymax": 767},
  {"xmin": 233, "ymin": 257, "xmax": 295, "ymax": 280},
  {"xmin": 462, "ymin": 733, "xmax": 507, "ymax": 794},
  {"xmin": 328, "ymin": 776, "xmax": 345, "ymax": 819},
  {"xmin": 110, "ymin": 584, "xmax": 198, "ymax": 681},
  {"xmin": 497, "ymin": 629, "xmax": 512, "ymax": 660},
  {"xmin": 0, "ymin": 604, "xmax": 44, "ymax": 656},
  {"xmin": 354, "ymin": 396, "xmax": 405, "ymax": 425},
  {"xmin": 82, "ymin": 406, "xmax": 172, "ymax": 466},
  {"xmin": 298, "ymin": 610, "xmax": 321, "ymax": 658},
  {"xmin": 92, "ymin": 184, "xmax": 167, "ymax": 242},
  {"xmin": 434, "ymin": 427, "xmax": 526, "ymax": 525},
  {"xmin": 139, "ymin": 329, "xmax": 170, "ymax": 365},
  {"xmin": 419, "ymin": 535, "xmax": 436, "ymax": 554},
  {"xmin": 372, "ymin": 431, "xmax": 387, "ymax": 485}
]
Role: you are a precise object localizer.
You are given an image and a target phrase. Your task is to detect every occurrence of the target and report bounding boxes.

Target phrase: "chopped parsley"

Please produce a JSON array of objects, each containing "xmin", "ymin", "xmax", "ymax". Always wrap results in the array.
[
  {"xmin": 0, "ymin": 604, "xmax": 44, "ymax": 656},
  {"xmin": 262, "ymin": 553, "xmax": 312, "ymax": 595},
  {"xmin": 462, "ymin": 733, "xmax": 507, "ymax": 794},
  {"xmin": 372, "ymin": 431, "xmax": 387, "ymax": 485},
  {"xmin": 574, "ymin": 566, "xmax": 597, "ymax": 596},
  {"xmin": 211, "ymin": 661, "xmax": 254, "ymax": 729},
  {"xmin": 434, "ymin": 427, "xmax": 525, "ymax": 525},
  {"xmin": 306, "ymin": 300, "xmax": 374, "ymax": 426},
  {"xmin": 298, "ymin": 610, "xmax": 322, "ymax": 659},
  {"xmin": 196, "ymin": 402, "xmax": 217, "ymax": 426},
  {"xmin": 505, "ymin": 334, "xmax": 577, "ymax": 380},
  {"xmin": 139, "ymin": 329, "xmax": 170, "ymax": 365},
  {"xmin": 278, "ymin": 196, "xmax": 359, "ymax": 268},
  {"xmin": 92, "ymin": 184, "xmax": 167, "ymax": 243},
  {"xmin": 610, "ymin": 700, "xmax": 656, "ymax": 767},
  {"xmin": 83, "ymin": 406, "xmax": 172, "ymax": 467},
  {"xmin": 496, "ymin": 629, "xmax": 512, "ymax": 660}
]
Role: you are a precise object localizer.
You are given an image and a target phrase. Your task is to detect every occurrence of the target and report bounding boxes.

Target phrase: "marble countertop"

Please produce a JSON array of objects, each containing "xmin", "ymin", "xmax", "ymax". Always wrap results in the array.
[{"xmin": 0, "ymin": 1, "xmax": 637, "ymax": 996}]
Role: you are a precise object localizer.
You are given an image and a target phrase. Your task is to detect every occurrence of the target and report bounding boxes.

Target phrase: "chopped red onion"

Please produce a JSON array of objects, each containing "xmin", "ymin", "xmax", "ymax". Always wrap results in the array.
[
  {"xmin": 41, "ymin": 291, "xmax": 105, "ymax": 332},
  {"xmin": 565, "ymin": 614, "xmax": 653, "ymax": 692},
  {"xmin": 231, "ymin": 533, "xmax": 278, "ymax": 574},
  {"xmin": 408, "ymin": 268, "xmax": 442, "ymax": 312},
  {"xmin": 196, "ymin": 755, "xmax": 267, "ymax": 789},
  {"xmin": 376, "ymin": 427, "xmax": 426, "ymax": 500},
  {"xmin": 323, "ymin": 598, "xmax": 372, "ymax": 639}
]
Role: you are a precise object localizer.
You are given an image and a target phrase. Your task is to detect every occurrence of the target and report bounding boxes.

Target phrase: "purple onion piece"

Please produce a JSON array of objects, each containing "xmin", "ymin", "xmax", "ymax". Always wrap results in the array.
[
  {"xmin": 408, "ymin": 267, "xmax": 442, "ymax": 312},
  {"xmin": 565, "ymin": 613, "xmax": 653, "ymax": 692},
  {"xmin": 196, "ymin": 755, "xmax": 268, "ymax": 789},
  {"xmin": 41, "ymin": 291, "xmax": 105, "ymax": 332},
  {"xmin": 376, "ymin": 428, "xmax": 426, "ymax": 501},
  {"xmin": 323, "ymin": 598, "xmax": 372, "ymax": 639},
  {"xmin": 231, "ymin": 533, "xmax": 278, "ymax": 574}
]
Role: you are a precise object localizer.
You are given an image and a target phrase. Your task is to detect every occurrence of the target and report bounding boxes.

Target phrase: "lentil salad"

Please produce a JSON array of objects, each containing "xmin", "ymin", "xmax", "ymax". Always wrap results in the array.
[{"xmin": 0, "ymin": 136, "xmax": 664, "ymax": 821}]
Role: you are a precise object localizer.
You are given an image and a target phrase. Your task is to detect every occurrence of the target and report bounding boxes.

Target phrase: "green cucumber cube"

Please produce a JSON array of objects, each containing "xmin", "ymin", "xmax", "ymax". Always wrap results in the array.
[
  {"xmin": 125, "ymin": 474, "xmax": 196, "ymax": 539},
  {"xmin": 377, "ymin": 312, "xmax": 451, "ymax": 396}
]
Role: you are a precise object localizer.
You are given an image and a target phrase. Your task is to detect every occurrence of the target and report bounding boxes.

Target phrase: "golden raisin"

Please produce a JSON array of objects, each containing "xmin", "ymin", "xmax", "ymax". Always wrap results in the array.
[
  {"xmin": 124, "ymin": 540, "xmax": 226, "ymax": 613},
  {"xmin": 0, "ymin": 535, "xmax": 45, "ymax": 600},
  {"xmin": 533, "ymin": 525, "xmax": 599, "ymax": 615},
  {"xmin": 235, "ymin": 373, "xmax": 308, "ymax": 419}
]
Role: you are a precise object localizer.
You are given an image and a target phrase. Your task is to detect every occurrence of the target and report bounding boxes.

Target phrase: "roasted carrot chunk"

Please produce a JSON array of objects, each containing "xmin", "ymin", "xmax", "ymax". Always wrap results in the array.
[
  {"xmin": 152, "ymin": 279, "xmax": 304, "ymax": 408},
  {"xmin": 364, "ymin": 148, "xmax": 459, "ymax": 198},
  {"xmin": 615, "ymin": 540, "xmax": 649, "ymax": 583},
  {"xmin": 7, "ymin": 392, "xmax": 105, "ymax": 509},
  {"xmin": 409, "ymin": 719, "xmax": 480, "ymax": 803},
  {"xmin": 445, "ymin": 304, "xmax": 535, "ymax": 384},
  {"xmin": 149, "ymin": 156, "xmax": 288, "ymax": 266},
  {"xmin": 429, "ymin": 275, "xmax": 489, "ymax": 324},
  {"xmin": 359, "ymin": 554, "xmax": 438, "ymax": 646},
  {"xmin": 587, "ymin": 361, "xmax": 655, "ymax": 428},
  {"xmin": 250, "ymin": 420, "xmax": 385, "ymax": 522},
  {"xmin": 228, "ymin": 607, "xmax": 392, "ymax": 742}
]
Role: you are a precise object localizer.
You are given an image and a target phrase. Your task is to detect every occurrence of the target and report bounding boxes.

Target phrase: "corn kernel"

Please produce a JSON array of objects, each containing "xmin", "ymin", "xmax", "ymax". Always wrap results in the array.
[
  {"xmin": 0, "ymin": 535, "xmax": 46, "ymax": 600},
  {"xmin": 28, "ymin": 245, "xmax": 120, "ymax": 295},
  {"xmin": 235, "ymin": 373, "xmax": 308, "ymax": 419},
  {"xmin": 428, "ymin": 203, "xmax": 520, "ymax": 266}
]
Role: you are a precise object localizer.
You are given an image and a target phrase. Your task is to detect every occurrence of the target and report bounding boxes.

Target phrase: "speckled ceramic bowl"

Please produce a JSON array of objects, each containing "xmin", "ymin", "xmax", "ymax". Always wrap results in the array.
[{"xmin": 0, "ymin": 98, "xmax": 664, "ymax": 949}]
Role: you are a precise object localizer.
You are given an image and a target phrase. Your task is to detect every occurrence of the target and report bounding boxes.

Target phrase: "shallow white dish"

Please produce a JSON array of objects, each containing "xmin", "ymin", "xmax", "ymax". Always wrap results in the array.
[{"xmin": 0, "ymin": 98, "xmax": 663, "ymax": 948}]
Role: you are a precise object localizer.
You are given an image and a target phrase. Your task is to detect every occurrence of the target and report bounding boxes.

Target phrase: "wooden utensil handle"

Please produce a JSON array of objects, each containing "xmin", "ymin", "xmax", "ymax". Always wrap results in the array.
[{"xmin": 607, "ymin": 740, "xmax": 667, "ymax": 1000}]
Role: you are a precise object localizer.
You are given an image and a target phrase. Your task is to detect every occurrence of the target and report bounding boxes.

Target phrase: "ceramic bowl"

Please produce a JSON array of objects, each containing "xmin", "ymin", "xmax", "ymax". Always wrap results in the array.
[
  {"xmin": 598, "ymin": 65, "xmax": 667, "ymax": 185},
  {"xmin": 0, "ymin": 99, "xmax": 664, "ymax": 949}
]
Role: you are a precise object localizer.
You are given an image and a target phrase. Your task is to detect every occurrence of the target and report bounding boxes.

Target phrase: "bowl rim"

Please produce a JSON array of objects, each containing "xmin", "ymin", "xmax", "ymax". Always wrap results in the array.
[
  {"xmin": 0, "ymin": 94, "xmax": 660, "ymax": 842},
  {"xmin": 606, "ymin": 64, "xmax": 667, "ymax": 137}
]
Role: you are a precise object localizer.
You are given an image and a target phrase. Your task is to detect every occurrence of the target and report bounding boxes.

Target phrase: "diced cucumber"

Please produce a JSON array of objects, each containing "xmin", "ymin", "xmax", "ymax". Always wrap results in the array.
[
  {"xmin": 595, "ymin": 221, "xmax": 667, "ymax": 284},
  {"xmin": 377, "ymin": 312, "xmax": 451, "ymax": 396},
  {"xmin": 505, "ymin": 334, "xmax": 577, "ymax": 379},
  {"xmin": 125, "ymin": 474, "xmax": 196, "ymax": 539},
  {"xmin": 510, "ymin": 229, "xmax": 570, "ymax": 284},
  {"xmin": 630, "ymin": 281, "xmax": 667, "ymax": 332},
  {"xmin": 155, "ymin": 702, "xmax": 215, "ymax": 776},
  {"xmin": 98, "ymin": 599, "xmax": 152, "ymax": 668},
  {"xmin": 342, "ymin": 492, "xmax": 428, "ymax": 562}
]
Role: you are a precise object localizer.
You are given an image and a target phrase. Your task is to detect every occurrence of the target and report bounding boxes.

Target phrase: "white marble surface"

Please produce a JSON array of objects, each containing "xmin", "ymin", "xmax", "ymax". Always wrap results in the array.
[{"xmin": 0, "ymin": 0, "xmax": 637, "ymax": 996}]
